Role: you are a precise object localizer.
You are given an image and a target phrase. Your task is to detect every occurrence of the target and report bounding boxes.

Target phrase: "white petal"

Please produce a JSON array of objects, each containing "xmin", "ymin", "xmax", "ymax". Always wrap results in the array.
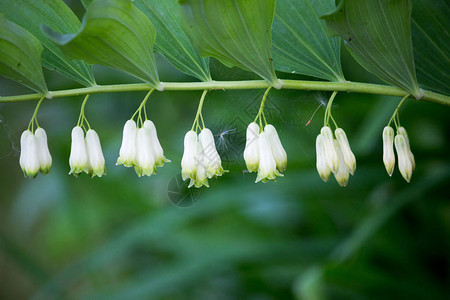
[
  {"xmin": 85, "ymin": 129, "xmax": 106, "ymax": 177},
  {"xmin": 316, "ymin": 134, "xmax": 331, "ymax": 182},
  {"xmin": 382, "ymin": 126, "xmax": 395, "ymax": 176},
  {"xmin": 397, "ymin": 126, "xmax": 415, "ymax": 171},
  {"xmin": 20, "ymin": 130, "xmax": 32, "ymax": 172},
  {"xmin": 243, "ymin": 122, "xmax": 260, "ymax": 172},
  {"xmin": 144, "ymin": 120, "xmax": 170, "ymax": 167},
  {"xmin": 181, "ymin": 130, "xmax": 198, "ymax": 181},
  {"xmin": 199, "ymin": 128, "xmax": 226, "ymax": 178},
  {"xmin": 333, "ymin": 140, "xmax": 350, "ymax": 187},
  {"xmin": 23, "ymin": 134, "xmax": 40, "ymax": 178},
  {"xmin": 255, "ymin": 131, "xmax": 282, "ymax": 183},
  {"xmin": 265, "ymin": 124, "xmax": 287, "ymax": 172},
  {"xmin": 320, "ymin": 126, "xmax": 339, "ymax": 173},
  {"xmin": 117, "ymin": 120, "xmax": 137, "ymax": 167},
  {"xmin": 69, "ymin": 126, "xmax": 89, "ymax": 176},
  {"xmin": 395, "ymin": 134, "xmax": 413, "ymax": 183},
  {"xmin": 192, "ymin": 142, "xmax": 209, "ymax": 188},
  {"xmin": 35, "ymin": 128, "xmax": 52, "ymax": 174},
  {"xmin": 335, "ymin": 128, "xmax": 356, "ymax": 175},
  {"xmin": 135, "ymin": 127, "xmax": 156, "ymax": 177}
]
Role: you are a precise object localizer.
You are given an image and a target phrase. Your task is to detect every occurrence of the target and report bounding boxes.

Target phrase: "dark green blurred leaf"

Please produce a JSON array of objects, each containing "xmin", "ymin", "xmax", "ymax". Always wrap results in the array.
[
  {"xmin": 0, "ymin": 16, "xmax": 48, "ymax": 95},
  {"xmin": 411, "ymin": 0, "xmax": 450, "ymax": 95},
  {"xmin": 272, "ymin": 0, "xmax": 345, "ymax": 82},
  {"xmin": 134, "ymin": 0, "xmax": 211, "ymax": 82},
  {"xmin": 81, "ymin": 0, "xmax": 92, "ymax": 9},
  {"xmin": 44, "ymin": 0, "xmax": 162, "ymax": 90},
  {"xmin": 0, "ymin": 0, "xmax": 96, "ymax": 86},
  {"xmin": 179, "ymin": 0, "xmax": 281, "ymax": 88},
  {"xmin": 323, "ymin": 0, "xmax": 421, "ymax": 98}
]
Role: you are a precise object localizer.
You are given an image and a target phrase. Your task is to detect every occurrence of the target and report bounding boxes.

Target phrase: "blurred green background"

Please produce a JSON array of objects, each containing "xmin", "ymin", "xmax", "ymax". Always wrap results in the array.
[{"xmin": 1, "ymin": 1, "xmax": 449, "ymax": 299}]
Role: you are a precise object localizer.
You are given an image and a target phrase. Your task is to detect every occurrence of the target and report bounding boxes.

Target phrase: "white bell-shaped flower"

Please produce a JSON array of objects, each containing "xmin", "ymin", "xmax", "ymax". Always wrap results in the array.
[
  {"xmin": 143, "ymin": 120, "xmax": 170, "ymax": 167},
  {"xmin": 189, "ymin": 142, "xmax": 209, "ymax": 188},
  {"xmin": 243, "ymin": 122, "xmax": 260, "ymax": 172},
  {"xmin": 22, "ymin": 134, "xmax": 40, "ymax": 178},
  {"xmin": 255, "ymin": 131, "xmax": 283, "ymax": 183},
  {"xmin": 397, "ymin": 126, "xmax": 415, "ymax": 172},
  {"xmin": 35, "ymin": 128, "xmax": 52, "ymax": 174},
  {"xmin": 117, "ymin": 120, "xmax": 137, "ymax": 167},
  {"xmin": 69, "ymin": 126, "xmax": 89, "ymax": 176},
  {"xmin": 320, "ymin": 126, "xmax": 339, "ymax": 173},
  {"xmin": 265, "ymin": 124, "xmax": 287, "ymax": 172},
  {"xmin": 395, "ymin": 134, "xmax": 413, "ymax": 183},
  {"xmin": 134, "ymin": 127, "xmax": 156, "ymax": 177},
  {"xmin": 335, "ymin": 128, "xmax": 356, "ymax": 175},
  {"xmin": 316, "ymin": 134, "xmax": 331, "ymax": 182},
  {"xmin": 198, "ymin": 128, "xmax": 226, "ymax": 178},
  {"xmin": 382, "ymin": 126, "xmax": 395, "ymax": 176},
  {"xmin": 20, "ymin": 130, "xmax": 32, "ymax": 174},
  {"xmin": 181, "ymin": 130, "xmax": 198, "ymax": 181},
  {"xmin": 333, "ymin": 140, "xmax": 350, "ymax": 187},
  {"xmin": 85, "ymin": 129, "xmax": 106, "ymax": 177}
]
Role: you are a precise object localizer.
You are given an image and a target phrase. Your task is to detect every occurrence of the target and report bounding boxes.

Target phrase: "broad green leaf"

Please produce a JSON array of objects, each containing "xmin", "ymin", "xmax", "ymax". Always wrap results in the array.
[
  {"xmin": 134, "ymin": 0, "xmax": 211, "ymax": 82},
  {"xmin": 81, "ymin": 0, "xmax": 92, "ymax": 8},
  {"xmin": 0, "ymin": 16, "xmax": 48, "ymax": 95},
  {"xmin": 44, "ymin": 0, "xmax": 162, "ymax": 90},
  {"xmin": 411, "ymin": 0, "xmax": 450, "ymax": 95},
  {"xmin": 272, "ymin": 0, "xmax": 345, "ymax": 82},
  {"xmin": 0, "ymin": 0, "xmax": 96, "ymax": 87},
  {"xmin": 179, "ymin": 0, "xmax": 281, "ymax": 88},
  {"xmin": 323, "ymin": 0, "xmax": 422, "ymax": 98}
]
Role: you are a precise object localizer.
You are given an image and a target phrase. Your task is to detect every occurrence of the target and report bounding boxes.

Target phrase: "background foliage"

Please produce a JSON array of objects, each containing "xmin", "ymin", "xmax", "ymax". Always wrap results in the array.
[{"xmin": 0, "ymin": 0, "xmax": 449, "ymax": 299}]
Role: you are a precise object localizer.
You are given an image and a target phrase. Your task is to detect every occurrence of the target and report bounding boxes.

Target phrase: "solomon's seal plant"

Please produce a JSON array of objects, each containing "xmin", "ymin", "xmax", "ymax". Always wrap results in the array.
[{"xmin": 0, "ymin": 0, "xmax": 448, "ymax": 188}]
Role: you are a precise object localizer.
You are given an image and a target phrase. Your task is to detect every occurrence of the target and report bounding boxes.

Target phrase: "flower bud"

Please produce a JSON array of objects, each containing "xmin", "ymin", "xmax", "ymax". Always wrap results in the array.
[
  {"xmin": 335, "ymin": 128, "xmax": 356, "ymax": 175},
  {"xmin": 181, "ymin": 130, "xmax": 198, "ymax": 181},
  {"xmin": 382, "ymin": 126, "xmax": 395, "ymax": 176},
  {"xmin": 333, "ymin": 140, "xmax": 350, "ymax": 187},
  {"xmin": 189, "ymin": 142, "xmax": 209, "ymax": 188},
  {"xmin": 23, "ymin": 134, "xmax": 40, "ymax": 178},
  {"xmin": 143, "ymin": 120, "xmax": 170, "ymax": 167},
  {"xmin": 265, "ymin": 124, "xmax": 287, "ymax": 172},
  {"xmin": 320, "ymin": 126, "xmax": 339, "ymax": 173},
  {"xmin": 316, "ymin": 134, "xmax": 331, "ymax": 182},
  {"xmin": 85, "ymin": 129, "xmax": 106, "ymax": 177},
  {"xmin": 395, "ymin": 134, "xmax": 413, "ymax": 183},
  {"xmin": 134, "ymin": 127, "xmax": 156, "ymax": 177},
  {"xmin": 255, "ymin": 131, "xmax": 283, "ymax": 183},
  {"xmin": 35, "ymin": 128, "xmax": 52, "ymax": 174},
  {"xmin": 198, "ymin": 128, "xmax": 226, "ymax": 178},
  {"xmin": 243, "ymin": 122, "xmax": 260, "ymax": 173},
  {"xmin": 397, "ymin": 126, "xmax": 415, "ymax": 172},
  {"xmin": 117, "ymin": 120, "xmax": 137, "ymax": 167},
  {"xmin": 69, "ymin": 126, "xmax": 89, "ymax": 176},
  {"xmin": 19, "ymin": 130, "xmax": 32, "ymax": 174}
]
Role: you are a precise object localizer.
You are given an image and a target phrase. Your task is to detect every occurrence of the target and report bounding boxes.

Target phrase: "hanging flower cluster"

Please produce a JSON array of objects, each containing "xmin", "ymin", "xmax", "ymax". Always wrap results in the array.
[
  {"xmin": 382, "ymin": 95, "xmax": 415, "ymax": 182},
  {"xmin": 314, "ymin": 92, "xmax": 356, "ymax": 187},
  {"xmin": 68, "ymin": 95, "xmax": 106, "ymax": 177},
  {"xmin": 19, "ymin": 98, "xmax": 52, "ymax": 178},
  {"xmin": 17, "ymin": 90, "xmax": 416, "ymax": 187},
  {"xmin": 181, "ymin": 90, "xmax": 227, "ymax": 188}
]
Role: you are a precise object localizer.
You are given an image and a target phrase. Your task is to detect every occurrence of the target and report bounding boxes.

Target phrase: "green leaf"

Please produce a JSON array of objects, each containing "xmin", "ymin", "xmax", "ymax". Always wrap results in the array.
[
  {"xmin": 411, "ymin": 0, "xmax": 450, "ymax": 95},
  {"xmin": 272, "ymin": 0, "xmax": 345, "ymax": 82},
  {"xmin": 44, "ymin": 0, "xmax": 162, "ymax": 90},
  {"xmin": 81, "ymin": 0, "xmax": 92, "ymax": 9},
  {"xmin": 0, "ymin": 15, "xmax": 48, "ymax": 95},
  {"xmin": 179, "ymin": 0, "xmax": 281, "ymax": 89},
  {"xmin": 0, "ymin": 0, "xmax": 96, "ymax": 87},
  {"xmin": 134, "ymin": 0, "xmax": 211, "ymax": 82},
  {"xmin": 323, "ymin": 0, "xmax": 422, "ymax": 98}
]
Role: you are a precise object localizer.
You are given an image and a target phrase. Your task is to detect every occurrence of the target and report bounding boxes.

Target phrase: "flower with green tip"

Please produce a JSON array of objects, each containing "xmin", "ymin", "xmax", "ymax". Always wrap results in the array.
[
  {"xmin": 134, "ymin": 127, "xmax": 156, "ymax": 177},
  {"xmin": 181, "ymin": 130, "xmax": 198, "ymax": 181},
  {"xmin": 69, "ymin": 126, "xmax": 89, "ymax": 176},
  {"xmin": 333, "ymin": 140, "xmax": 350, "ymax": 187},
  {"xmin": 320, "ymin": 126, "xmax": 339, "ymax": 173},
  {"xmin": 395, "ymin": 134, "xmax": 413, "ymax": 183},
  {"xmin": 20, "ymin": 131, "xmax": 40, "ymax": 178},
  {"xmin": 397, "ymin": 126, "xmax": 415, "ymax": 172},
  {"xmin": 198, "ymin": 128, "xmax": 227, "ymax": 178},
  {"xmin": 243, "ymin": 122, "xmax": 260, "ymax": 173},
  {"xmin": 189, "ymin": 142, "xmax": 209, "ymax": 188},
  {"xmin": 316, "ymin": 134, "xmax": 331, "ymax": 182},
  {"xmin": 335, "ymin": 128, "xmax": 356, "ymax": 175},
  {"xmin": 382, "ymin": 126, "xmax": 395, "ymax": 176},
  {"xmin": 35, "ymin": 128, "xmax": 52, "ymax": 174},
  {"xmin": 265, "ymin": 124, "xmax": 287, "ymax": 172},
  {"xmin": 255, "ymin": 131, "xmax": 283, "ymax": 183},
  {"xmin": 85, "ymin": 129, "xmax": 106, "ymax": 178},
  {"xmin": 117, "ymin": 120, "xmax": 137, "ymax": 167},
  {"xmin": 143, "ymin": 120, "xmax": 170, "ymax": 167}
]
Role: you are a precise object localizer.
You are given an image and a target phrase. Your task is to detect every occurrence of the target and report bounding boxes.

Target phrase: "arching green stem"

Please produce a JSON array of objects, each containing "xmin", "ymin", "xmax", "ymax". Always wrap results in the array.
[{"xmin": 191, "ymin": 90, "xmax": 209, "ymax": 132}]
